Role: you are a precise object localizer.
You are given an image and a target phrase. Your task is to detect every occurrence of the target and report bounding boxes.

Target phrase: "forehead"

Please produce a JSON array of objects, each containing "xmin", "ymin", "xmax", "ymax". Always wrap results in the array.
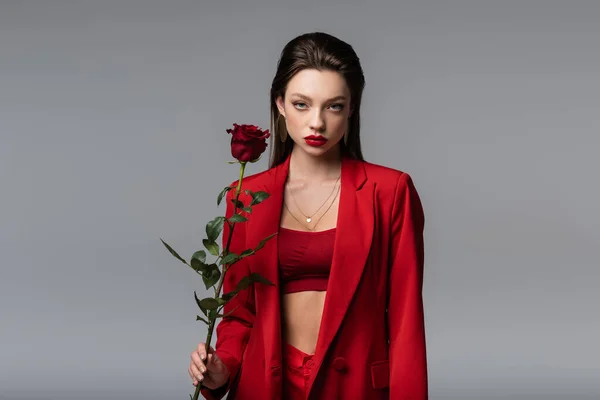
[{"xmin": 285, "ymin": 69, "xmax": 350, "ymax": 99}]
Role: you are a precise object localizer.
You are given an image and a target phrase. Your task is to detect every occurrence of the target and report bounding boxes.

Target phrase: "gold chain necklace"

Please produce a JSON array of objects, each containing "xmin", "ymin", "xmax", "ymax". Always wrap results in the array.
[
  {"xmin": 284, "ymin": 182, "xmax": 340, "ymax": 231},
  {"xmin": 288, "ymin": 175, "xmax": 341, "ymax": 223}
]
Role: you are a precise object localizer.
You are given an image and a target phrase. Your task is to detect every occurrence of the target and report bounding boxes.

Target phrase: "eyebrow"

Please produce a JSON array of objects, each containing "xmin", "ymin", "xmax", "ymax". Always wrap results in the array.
[{"xmin": 289, "ymin": 93, "xmax": 348, "ymax": 102}]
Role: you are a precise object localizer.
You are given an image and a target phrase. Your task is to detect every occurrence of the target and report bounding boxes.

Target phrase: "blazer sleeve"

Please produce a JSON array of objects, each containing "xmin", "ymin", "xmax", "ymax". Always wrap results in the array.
[
  {"xmin": 387, "ymin": 172, "xmax": 428, "ymax": 399},
  {"xmin": 201, "ymin": 182, "xmax": 256, "ymax": 400}
]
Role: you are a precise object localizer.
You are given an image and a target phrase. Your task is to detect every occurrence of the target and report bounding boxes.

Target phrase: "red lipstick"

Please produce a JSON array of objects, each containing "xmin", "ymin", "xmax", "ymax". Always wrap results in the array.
[{"xmin": 304, "ymin": 135, "xmax": 328, "ymax": 147}]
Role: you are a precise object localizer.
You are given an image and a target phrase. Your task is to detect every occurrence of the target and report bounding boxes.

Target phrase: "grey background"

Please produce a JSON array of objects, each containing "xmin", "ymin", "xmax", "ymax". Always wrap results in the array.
[{"xmin": 1, "ymin": 1, "xmax": 598, "ymax": 399}]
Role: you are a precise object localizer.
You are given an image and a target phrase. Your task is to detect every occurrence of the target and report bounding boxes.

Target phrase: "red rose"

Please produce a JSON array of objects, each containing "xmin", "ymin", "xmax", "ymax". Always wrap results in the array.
[{"xmin": 226, "ymin": 123, "xmax": 271, "ymax": 162}]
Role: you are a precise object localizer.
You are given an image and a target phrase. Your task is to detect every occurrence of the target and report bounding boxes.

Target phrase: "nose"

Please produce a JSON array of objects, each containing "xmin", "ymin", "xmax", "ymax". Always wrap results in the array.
[{"xmin": 308, "ymin": 109, "xmax": 325, "ymax": 132}]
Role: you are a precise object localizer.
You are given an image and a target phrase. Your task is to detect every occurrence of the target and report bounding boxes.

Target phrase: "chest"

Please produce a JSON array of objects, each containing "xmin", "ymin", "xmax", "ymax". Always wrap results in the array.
[{"xmin": 280, "ymin": 181, "xmax": 341, "ymax": 231}]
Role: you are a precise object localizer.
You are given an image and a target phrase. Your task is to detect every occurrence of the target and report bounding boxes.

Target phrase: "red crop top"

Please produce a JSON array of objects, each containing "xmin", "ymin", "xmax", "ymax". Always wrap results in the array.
[{"xmin": 278, "ymin": 227, "xmax": 336, "ymax": 294}]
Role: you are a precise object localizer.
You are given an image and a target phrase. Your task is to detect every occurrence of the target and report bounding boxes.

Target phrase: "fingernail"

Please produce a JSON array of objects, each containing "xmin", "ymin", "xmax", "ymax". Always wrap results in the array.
[
  {"xmin": 196, "ymin": 374, "xmax": 202, "ymax": 381},
  {"xmin": 200, "ymin": 353, "xmax": 206, "ymax": 360}
]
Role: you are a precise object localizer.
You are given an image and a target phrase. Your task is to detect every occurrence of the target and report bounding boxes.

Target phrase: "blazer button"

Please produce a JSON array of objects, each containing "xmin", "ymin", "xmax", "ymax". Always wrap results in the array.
[{"xmin": 332, "ymin": 357, "xmax": 348, "ymax": 373}]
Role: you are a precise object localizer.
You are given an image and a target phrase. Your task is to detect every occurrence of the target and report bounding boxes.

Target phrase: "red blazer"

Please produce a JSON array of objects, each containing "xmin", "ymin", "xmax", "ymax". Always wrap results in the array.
[{"xmin": 202, "ymin": 154, "xmax": 427, "ymax": 400}]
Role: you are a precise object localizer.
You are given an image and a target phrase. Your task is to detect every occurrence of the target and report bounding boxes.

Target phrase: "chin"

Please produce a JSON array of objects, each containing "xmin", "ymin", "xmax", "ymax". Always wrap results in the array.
[{"xmin": 297, "ymin": 143, "xmax": 340, "ymax": 158}]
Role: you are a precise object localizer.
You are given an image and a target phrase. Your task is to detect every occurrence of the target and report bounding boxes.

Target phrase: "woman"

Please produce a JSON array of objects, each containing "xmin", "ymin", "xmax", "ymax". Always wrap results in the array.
[{"xmin": 188, "ymin": 31, "xmax": 427, "ymax": 399}]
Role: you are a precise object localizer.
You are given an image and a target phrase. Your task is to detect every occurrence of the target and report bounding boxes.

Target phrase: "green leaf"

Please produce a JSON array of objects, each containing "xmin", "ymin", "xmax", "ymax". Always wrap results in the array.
[
  {"xmin": 254, "ymin": 232, "xmax": 277, "ymax": 252},
  {"xmin": 160, "ymin": 239, "xmax": 186, "ymax": 264},
  {"xmin": 199, "ymin": 297, "xmax": 220, "ymax": 310},
  {"xmin": 227, "ymin": 160, "xmax": 238, "ymax": 164},
  {"xmin": 190, "ymin": 257, "xmax": 208, "ymax": 274},
  {"xmin": 221, "ymin": 290, "xmax": 237, "ymax": 302},
  {"xmin": 249, "ymin": 272, "xmax": 274, "ymax": 286},
  {"xmin": 203, "ymin": 239, "xmax": 220, "ymax": 257},
  {"xmin": 235, "ymin": 275, "xmax": 252, "ymax": 292},
  {"xmin": 229, "ymin": 214, "xmax": 247, "ymax": 223},
  {"xmin": 216, "ymin": 297, "xmax": 227, "ymax": 306},
  {"xmin": 241, "ymin": 206, "xmax": 252, "ymax": 214},
  {"xmin": 249, "ymin": 155, "xmax": 262, "ymax": 163},
  {"xmin": 208, "ymin": 308, "xmax": 219, "ymax": 320},
  {"xmin": 194, "ymin": 291, "xmax": 208, "ymax": 316},
  {"xmin": 221, "ymin": 252, "xmax": 239, "ymax": 266},
  {"xmin": 250, "ymin": 191, "xmax": 270, "ymax": 206},
  {"xmin": 217, "ymin": 186, "xmax": 233, "ymax": 206},
  {"xmin": 202, "ymin": 264, "xmax": 221, "ymax": 290},
  {"xmin": 206, "ymin": 216, "xmax": 225, "ymax": 243},
  {"xmin": 240, "ymin": 249, "xmax": 254, "ymax": 257},
  {"xmin": 196, "ymin": 315, "xmax": 210, "ymax": 325},
  {"xmin": 191, "ymin": 250, "xmax": 206, "ymax": 264},
  {"xmin": 230, "ymin": 198, "xmax": 244, "ymax": 209},
  {"xmin": 190, "ymin": 250, "xmax": 208, "ymax": 273}
]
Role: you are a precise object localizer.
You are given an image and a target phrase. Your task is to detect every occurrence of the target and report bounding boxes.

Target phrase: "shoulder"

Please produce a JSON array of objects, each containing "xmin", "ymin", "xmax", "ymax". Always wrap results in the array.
[
  {"xmin": 361, "ymin": 160, "xmax": 416, "ymax": 194},
  {"xmin": 360, "ymin": 160, "xmax": 424, "ymax": 224}
]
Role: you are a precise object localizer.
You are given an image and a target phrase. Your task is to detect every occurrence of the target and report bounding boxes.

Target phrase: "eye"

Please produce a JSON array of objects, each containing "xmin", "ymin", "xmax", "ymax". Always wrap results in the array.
[
  {"xmin": 293, "ymin": 102, "xmax": 308, "ymax": 109},
  {"xmin": 329, "ymin": 103, "xmax": 345, "ymax": 111}
]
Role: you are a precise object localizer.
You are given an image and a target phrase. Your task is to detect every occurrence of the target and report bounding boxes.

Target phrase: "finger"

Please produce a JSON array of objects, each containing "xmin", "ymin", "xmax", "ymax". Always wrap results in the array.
[
  {"xmin": 191, "ymin": 351, "xmax": 207, "ymax": 375},
  {"xmin": 189, "ymin": 367, "xmax": 199, "ymax": 386},
  {"xmin": 196, "ymin": 343, "xmax": 215, "ymax": 361},
  {"xmin": 190, "ymin": 365, "xmax": 204, "ymax": 383},
  {"xmin": 189, "ymin": 366, "xmax": 201, "ymax": 386}
]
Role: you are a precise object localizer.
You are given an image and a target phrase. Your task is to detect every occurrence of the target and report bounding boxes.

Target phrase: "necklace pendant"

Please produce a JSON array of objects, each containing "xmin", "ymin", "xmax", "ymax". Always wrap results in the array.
[{"xmin": 306, "ymin": 217, "xmax": 312, "ymax": 223}]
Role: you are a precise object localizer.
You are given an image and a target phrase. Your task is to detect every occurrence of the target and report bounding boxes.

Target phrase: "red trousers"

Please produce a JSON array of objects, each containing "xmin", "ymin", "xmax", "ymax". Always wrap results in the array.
[{"xmin": 282, "ymin": 343, "xmax": 315, "ymax": 400}]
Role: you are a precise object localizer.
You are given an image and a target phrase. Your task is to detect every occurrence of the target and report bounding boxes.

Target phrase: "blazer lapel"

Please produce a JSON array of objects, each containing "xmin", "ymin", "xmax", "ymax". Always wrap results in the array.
[
  {"xmin": 307, "ymin": 157, "xmax": 375, "ymax": 395},
  {"xmin": 248, "ymin": 155, "xmax": 290, "ymax": 396}
]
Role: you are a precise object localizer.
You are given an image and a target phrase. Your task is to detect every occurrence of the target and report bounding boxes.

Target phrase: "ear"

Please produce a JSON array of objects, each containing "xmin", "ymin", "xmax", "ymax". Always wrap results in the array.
[{"xmin": 275, "ymin": 95, "xmax": 286, "ymax": 118}]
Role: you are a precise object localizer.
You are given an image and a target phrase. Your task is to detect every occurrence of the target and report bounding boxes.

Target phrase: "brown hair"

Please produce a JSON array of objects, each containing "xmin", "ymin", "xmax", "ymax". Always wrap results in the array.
[{"xmin": 268, "ymin": 32, "xmax": 366, "ymax": 168}]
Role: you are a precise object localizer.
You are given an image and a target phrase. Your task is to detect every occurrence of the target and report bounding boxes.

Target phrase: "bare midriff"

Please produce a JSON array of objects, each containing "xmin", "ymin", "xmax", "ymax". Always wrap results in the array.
[{"xmin": 281, "ymin": 290, "xmax": 327, "ymax": 355}]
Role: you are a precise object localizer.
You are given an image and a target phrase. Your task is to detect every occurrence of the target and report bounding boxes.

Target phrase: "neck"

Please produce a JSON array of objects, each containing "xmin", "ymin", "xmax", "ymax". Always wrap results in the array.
[{"xmin": 288, "ymin": 146, "xmax": 342, "ymax": 182}]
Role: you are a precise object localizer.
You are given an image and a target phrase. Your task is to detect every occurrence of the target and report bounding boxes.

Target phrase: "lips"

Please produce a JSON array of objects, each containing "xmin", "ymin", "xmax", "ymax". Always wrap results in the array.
[
  {"xmin": 304, "ymin": 135, "xmax": 326, "ymax": 140},
  {"xmin": 304, "ymin": 135, "xmax": 328, "ymax": 147}
]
